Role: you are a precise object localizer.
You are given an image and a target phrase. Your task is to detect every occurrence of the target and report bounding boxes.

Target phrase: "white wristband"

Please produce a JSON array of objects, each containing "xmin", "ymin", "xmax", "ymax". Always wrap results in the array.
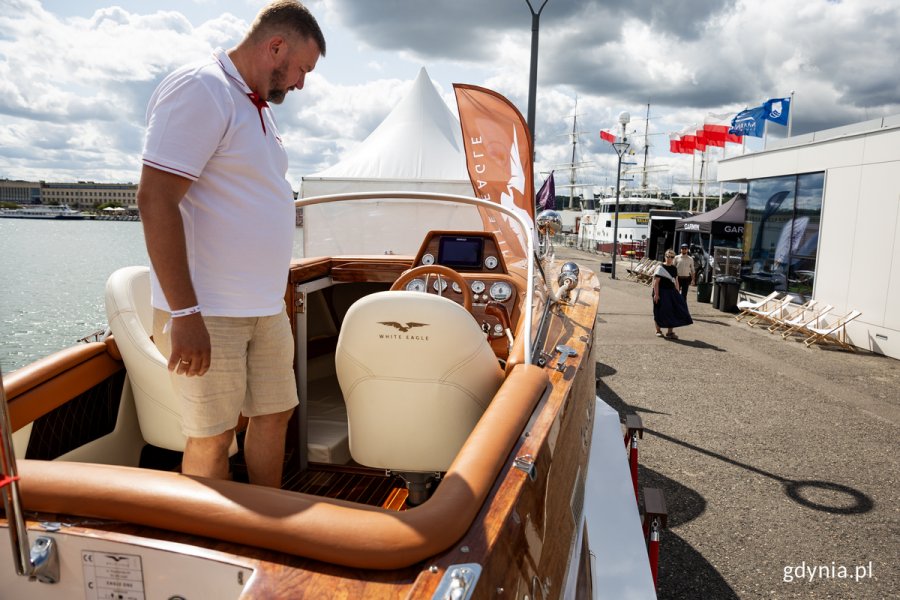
[
  {"xmin": 163, "ymin": 305, "xmax": 201, "ymax": 334},
  {"xmin": 170, "ymin": 305, "xmax": 201, "ymax": 318}
]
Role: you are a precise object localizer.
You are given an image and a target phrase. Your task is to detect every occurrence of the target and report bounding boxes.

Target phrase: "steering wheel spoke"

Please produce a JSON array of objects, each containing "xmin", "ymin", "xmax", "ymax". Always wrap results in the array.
[{"xmin": 391, "ymin": 265, "xmax": 472, "ymax": 312}]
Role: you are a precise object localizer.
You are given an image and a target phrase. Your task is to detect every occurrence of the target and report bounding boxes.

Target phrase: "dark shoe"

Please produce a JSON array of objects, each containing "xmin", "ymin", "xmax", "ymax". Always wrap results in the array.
[{"xmin": 665, "ymin": 332, "xmax": 679, "ymax": 339}]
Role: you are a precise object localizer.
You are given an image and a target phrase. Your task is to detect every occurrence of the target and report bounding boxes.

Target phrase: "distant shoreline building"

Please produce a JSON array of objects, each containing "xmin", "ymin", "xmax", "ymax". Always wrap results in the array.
[{"xmin": 0, "ymin": 179, "xmax": 138, "ymax": 209}]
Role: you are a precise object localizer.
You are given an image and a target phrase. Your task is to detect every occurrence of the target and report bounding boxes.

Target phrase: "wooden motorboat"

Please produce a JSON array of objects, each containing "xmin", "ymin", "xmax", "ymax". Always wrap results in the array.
[{"xmin": 2, "ymin": 83, "xmax": 657, "ymax": 599}]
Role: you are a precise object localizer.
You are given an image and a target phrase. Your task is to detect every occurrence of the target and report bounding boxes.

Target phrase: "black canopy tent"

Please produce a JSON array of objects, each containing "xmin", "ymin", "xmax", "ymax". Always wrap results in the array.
[{"xmin": 675, "ymin": 194, "xmax": 746, "ymax": 282}]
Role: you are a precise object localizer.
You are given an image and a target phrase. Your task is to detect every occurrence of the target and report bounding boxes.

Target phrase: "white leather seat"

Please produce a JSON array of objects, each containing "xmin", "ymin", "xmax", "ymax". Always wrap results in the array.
[
  {"xmin": 335, "ymin": 291, "xmax": 504, "ymax": 473},
  {"xmin": 105, "ymin": 266, "xmax": 188, "ymax": 451}
]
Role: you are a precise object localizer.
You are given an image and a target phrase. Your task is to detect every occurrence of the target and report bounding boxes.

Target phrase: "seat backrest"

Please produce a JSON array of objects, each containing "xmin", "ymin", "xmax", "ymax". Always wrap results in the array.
[
  {"xmin": 105, "ymin": 266, "xmax": 187, "ymax": 451},
  {"xmin": 335, "ymin": 291, "xmax": 504, "ymax": 473},
  {"xmin": 831, "ymin": 309, "xmax": 862, "ymax": 331}
]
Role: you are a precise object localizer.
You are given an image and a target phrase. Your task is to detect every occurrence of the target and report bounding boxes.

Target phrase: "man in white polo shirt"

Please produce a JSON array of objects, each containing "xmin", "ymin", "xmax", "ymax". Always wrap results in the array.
[{"xmin": 137, "ymin": 0, "xmax": 325, "ymax": 486}]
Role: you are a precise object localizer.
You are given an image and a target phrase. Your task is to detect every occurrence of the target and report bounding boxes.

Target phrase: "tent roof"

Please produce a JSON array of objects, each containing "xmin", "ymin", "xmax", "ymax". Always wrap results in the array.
[
  {"xmin": 676, "ymin": 194, "xmax": 746, "ymax": 234},
  {"xmin": 301, "ymin": 67, "xmax": 471, "ymax": 196}
]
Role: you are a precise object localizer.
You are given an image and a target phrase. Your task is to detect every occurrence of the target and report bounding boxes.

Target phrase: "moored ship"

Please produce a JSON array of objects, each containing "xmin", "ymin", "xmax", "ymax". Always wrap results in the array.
[{"xmin": 0, "ymin": 204, "xmax": 86, "ymax": 220}]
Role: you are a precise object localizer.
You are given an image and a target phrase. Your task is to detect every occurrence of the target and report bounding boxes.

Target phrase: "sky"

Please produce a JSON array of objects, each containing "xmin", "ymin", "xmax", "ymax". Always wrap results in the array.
[{"xmin": 1, "ymin": 0, "xmax": 899, "ymax": 198}]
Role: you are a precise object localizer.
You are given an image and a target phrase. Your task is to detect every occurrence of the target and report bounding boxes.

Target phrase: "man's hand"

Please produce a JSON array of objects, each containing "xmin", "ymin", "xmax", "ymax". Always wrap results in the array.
[{"xmin": 168, "ymin": 313, "xmax": 211, "ymax": 377}]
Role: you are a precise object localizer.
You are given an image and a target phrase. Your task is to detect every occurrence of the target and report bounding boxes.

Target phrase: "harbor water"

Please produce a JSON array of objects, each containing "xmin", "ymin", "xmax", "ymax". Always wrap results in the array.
[{"xmin": 0, "ymin": 219, "xmax": 304, "ymax": 373}]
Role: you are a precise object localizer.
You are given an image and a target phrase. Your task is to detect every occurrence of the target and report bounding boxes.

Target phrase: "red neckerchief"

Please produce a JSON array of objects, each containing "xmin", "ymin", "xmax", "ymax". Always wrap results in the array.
[{"xmin": 247, "ymin": 92, "xmax": 269, "ymax": 135}]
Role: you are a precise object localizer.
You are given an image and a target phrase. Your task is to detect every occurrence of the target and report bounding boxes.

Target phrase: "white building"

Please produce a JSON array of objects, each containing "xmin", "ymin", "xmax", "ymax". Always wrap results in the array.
[{"xmin": 718, "ymin": 115, "xmax": 900, "ymax": 359}]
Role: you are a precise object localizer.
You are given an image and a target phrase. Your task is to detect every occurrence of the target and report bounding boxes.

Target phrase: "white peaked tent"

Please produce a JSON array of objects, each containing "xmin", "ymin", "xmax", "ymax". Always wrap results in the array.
[{"xmin": 300, "ymin": 67, "xmax": 474, "ymax": 197}]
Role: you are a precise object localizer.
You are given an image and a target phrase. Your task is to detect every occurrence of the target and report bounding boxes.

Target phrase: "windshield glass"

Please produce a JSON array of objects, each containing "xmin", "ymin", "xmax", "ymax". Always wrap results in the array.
[
  {"xmin": 296, "ymin": 192, "xmax": 540, "ymax": 363},
  {"xmin": 298, "ymin": 194, "xmax": 530, "ymax": 269}
]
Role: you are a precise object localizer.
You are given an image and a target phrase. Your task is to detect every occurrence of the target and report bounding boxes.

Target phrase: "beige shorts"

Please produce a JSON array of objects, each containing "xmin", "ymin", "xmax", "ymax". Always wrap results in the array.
[{"xmin": 153, "ymin": 308, "xmax": 299, "ymax": 438}]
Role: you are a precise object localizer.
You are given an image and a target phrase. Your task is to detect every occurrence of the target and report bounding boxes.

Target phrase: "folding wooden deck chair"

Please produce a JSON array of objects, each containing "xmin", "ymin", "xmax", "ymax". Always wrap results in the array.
[
  {"xmin": 735, "ymin": 291, "xmax": 780, "ymax": 322},
  {"xmin": 803, "ymin": 310, "xmax": 862, "ymax": 350},
  {"xmin": 767, "ymin": 299, "xmax": 818, "ymax": 333},
  {"xmin": 639, "ymin": 261, "xmax": 659, "ymax": 285},
  {"xmin": 626, "ymin": 258, "xmax": 649, "ymax": 282},
  {"xmin": 635, "ymin": 260, "xmax": 658, "ymax": 285},
  {"xmin": 746, "ymin": 295, "xmax": 796, "ymax": 328},
  {"xmin": 779, "ymin": 304, "xmax": 834, "ymax": 339}
]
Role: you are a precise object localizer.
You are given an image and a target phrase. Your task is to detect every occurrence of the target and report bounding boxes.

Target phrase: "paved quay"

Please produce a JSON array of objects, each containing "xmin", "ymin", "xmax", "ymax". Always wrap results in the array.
[{"xmin": 554, "ymin": 246, "xmax": 899, "ymax": 599}]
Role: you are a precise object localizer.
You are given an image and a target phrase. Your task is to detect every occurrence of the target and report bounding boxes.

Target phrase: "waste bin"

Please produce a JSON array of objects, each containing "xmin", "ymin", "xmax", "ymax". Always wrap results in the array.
[
  {"xmin": 714, "ymin": 276, "xmax": 740, "ymax": 312},
  {"xmin": 696, "ymin": 282, "xmax": 712, "ymax": 303}
]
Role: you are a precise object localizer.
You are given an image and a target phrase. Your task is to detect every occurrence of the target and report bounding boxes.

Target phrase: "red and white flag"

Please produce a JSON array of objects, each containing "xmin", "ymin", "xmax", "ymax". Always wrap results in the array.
[{"xmin": 600, "ymin": 130, "xmax": 616, "ymax": 143}]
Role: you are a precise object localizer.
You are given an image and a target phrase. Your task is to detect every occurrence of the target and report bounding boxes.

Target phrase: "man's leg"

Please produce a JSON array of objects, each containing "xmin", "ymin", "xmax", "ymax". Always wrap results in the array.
[
  {"xmin": 679, "ymin": 277, "xmax": 691, "ymax": 300},
  {"xmin": 243, "ymin": 310, "xmax": 299, "ymax": 488},
  {"xmin": 244, "ymin": 408, "xmax": 294, "ymax": 487},
  {"xmin": 182, "ymin": 431, "xmax": 233, "ymax": 479}
]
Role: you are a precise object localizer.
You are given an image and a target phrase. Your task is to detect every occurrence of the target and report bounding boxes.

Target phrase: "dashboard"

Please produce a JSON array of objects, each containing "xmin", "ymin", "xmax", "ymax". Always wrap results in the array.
[{"xmin": 404, "ymin": 231, "xmax": 521, "ymax": 350}]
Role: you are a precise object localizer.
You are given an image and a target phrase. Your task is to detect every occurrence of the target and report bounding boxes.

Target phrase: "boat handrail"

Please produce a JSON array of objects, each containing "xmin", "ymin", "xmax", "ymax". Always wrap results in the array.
[
  {"xmin": 0, "ymin": 366, "xmax": 33, "ymax": 576},
  {"xmin": 0, "ymin": 367, "xmax": 60, "ymax": 583},
  {"xmin": 296, "ymin": 191, "xmax": 536, "ymax": 365}
]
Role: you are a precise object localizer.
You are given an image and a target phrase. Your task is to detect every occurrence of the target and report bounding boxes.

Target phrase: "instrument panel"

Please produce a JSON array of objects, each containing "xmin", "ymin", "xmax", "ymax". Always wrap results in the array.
[{"xmin": 408, "ymin": 231, "xmax": 521, "ymax": 354}]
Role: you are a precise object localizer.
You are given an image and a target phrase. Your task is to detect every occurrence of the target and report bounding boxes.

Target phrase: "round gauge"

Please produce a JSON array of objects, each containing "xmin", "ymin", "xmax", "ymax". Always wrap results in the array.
[
  {"xmin": 405, "ymin": 278, "xmax": 426, "ymax": 293},
  {"xmin": 421, "ymin": 253, "xmax": 435, "ymax": 266},
  {"xmin": 432, "ymin": 278, "xmax": 449, "ymax": 292},
  {"xmin": 451, "ymin": 282, "xmax": 462, "ymax": 294},
  {"xmin": 471, "ymin": 280, "xmax": 486, "ymax": 294},
  {"xmin": 484, "ymin": 256, "xmax": 499, "ymax": 270},
  {"xmin": 489, "ymin": 281, "xmax": 513, "ymax": 302}
]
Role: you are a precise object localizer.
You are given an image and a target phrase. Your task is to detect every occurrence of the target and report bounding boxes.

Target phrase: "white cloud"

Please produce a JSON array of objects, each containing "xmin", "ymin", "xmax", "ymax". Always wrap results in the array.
[{"xmin": 0, "ymin": 0, "xmax": 897, "ymax": 197}]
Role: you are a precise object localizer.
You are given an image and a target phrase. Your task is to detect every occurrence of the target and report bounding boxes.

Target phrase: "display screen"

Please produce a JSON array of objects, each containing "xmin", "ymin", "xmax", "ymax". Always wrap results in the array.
[{"xmin": 438, "ymin": 236, "xmax": 484, "ymax": 269}]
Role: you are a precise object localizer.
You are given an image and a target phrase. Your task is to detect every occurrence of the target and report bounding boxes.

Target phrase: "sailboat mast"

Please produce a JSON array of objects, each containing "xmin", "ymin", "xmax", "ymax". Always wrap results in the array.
[
  {"xmin": 641, "ymin": 103, "xmax": 650, "ymax": 192},
  {"xmin": 569, "ymin": 100, "xmax": 578, "ymax": 210}
]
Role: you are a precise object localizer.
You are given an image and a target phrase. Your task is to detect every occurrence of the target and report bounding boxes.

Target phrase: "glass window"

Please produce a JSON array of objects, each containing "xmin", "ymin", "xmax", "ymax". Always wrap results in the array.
[{"xmin": 742, "ymin": 173, "xmax": 824, "ymax": 299}]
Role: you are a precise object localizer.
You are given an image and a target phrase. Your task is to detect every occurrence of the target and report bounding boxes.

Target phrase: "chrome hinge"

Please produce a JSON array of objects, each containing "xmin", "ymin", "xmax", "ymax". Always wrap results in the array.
[{"xmin": 294, "ymin": 289, "xmax": 305, "ymax": 314}]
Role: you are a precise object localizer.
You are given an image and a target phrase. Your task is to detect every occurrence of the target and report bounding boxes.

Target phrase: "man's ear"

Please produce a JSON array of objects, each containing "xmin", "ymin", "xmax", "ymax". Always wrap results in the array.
[{"xmin": 268, "ymin": 36, "xmax": 285, "ymax": 61}]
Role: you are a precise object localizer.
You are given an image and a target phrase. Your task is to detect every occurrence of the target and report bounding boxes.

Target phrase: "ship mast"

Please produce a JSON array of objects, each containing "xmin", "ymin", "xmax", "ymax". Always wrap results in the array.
[
  {"xmin": 569, "ymin": 101, "xmax": 578, "ymax": 209},
  {"xmin": 552, "ymin": 97, "xmax": 593, "ymax": 210},
  {"xmin": 641, "ymin": 103, "xmax": 650, "ymax": 192}
]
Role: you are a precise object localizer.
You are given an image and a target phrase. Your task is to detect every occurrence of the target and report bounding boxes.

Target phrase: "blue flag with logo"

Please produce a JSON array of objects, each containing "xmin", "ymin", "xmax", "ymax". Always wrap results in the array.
[
  {"xmin": 763, "ymin": 97, "xmax": 791, "ymax": 126},
  {"xmin": 729, "ymin": 106, "xmax": 766, "ymax": 137}
]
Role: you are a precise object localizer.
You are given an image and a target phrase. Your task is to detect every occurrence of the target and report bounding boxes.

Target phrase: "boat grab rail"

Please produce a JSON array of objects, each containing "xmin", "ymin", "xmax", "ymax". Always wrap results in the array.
[{"xmin": 0, "ymin": 365, "xmax": 59, "ymax": 583}]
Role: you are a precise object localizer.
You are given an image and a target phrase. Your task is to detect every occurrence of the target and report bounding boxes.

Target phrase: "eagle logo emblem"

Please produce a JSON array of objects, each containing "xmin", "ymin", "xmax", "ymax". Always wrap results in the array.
[{"xmin": 379, "ymin": 321, "xmax": 429, "ymax": 333}]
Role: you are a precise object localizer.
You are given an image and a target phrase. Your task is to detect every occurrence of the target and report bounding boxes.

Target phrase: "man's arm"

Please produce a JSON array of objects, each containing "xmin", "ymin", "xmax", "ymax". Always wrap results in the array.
[{"xmin": 137, "ymin": 165, "xmax": 210, "ymax": 377}]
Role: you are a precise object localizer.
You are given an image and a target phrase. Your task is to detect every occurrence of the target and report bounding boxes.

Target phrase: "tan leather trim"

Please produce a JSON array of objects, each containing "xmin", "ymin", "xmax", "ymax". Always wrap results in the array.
[
  {"xmin": 6, "ymin": 342, "xmax": 123, "ymax": 431},
  {"xmin": 18, "ymin": 364, "xmax": 548, "ymax": 569},
  {"xmin": 104, "ymin": 335, "xmax": 122, "ymax": 361}
]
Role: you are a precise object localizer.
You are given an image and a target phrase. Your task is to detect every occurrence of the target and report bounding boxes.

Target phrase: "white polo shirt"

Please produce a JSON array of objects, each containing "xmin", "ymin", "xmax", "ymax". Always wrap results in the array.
[{"xmin": 142, "ymin": 48, "xmax": 294, "ymax": 317}]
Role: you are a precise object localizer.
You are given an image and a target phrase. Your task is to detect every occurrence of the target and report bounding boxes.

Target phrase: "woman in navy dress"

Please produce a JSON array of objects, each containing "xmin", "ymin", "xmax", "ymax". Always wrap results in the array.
[{"xmin": 653, "ymin": 250, "xmax": 693, "ymax": 339}]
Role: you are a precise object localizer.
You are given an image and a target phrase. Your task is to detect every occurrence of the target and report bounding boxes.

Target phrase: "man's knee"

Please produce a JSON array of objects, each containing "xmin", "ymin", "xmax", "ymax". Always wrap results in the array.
[
  {"xmin": 187, "ymin": 430, "xmax": 234, "ymax": 453},
  {"xmin": 250, "ymin": 408, "xmax": 295, "ymax": 430}
]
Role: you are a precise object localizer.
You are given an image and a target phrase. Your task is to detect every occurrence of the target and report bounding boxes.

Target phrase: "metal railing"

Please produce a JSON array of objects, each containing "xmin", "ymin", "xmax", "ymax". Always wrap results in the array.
[{"xmin": 0, "ymin": 366, "xmax": 59, "ymax": 583}]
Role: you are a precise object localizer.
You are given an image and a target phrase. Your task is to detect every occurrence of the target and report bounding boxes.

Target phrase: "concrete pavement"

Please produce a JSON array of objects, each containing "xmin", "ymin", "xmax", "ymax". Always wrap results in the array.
[{"xmin": 555, "ymin": 246, "xmax": 899, "ymax": 599}]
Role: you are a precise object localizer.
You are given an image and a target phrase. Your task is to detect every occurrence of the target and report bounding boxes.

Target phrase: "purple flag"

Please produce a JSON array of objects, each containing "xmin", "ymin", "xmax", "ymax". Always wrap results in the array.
[{"xmin": 536, "ymin": 171, "xmax": 556, "ymax": 211}]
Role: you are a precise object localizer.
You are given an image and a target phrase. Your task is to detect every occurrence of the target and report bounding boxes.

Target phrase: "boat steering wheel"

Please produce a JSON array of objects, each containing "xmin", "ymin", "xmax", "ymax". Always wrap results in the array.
[{"xmin": 391, "ymin": 265, "xmax": 473, "ymax": 312}]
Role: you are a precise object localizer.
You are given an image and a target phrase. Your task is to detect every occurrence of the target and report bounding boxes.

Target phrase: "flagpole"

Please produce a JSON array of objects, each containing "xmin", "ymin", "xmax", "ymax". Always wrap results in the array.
[
  {"xmin": 689, "ymin": 151, "xmax": 695, "ymax": 211},
  {"xmin": 787, "ymin": 90, "xmax": 795, "ymax": 137}
]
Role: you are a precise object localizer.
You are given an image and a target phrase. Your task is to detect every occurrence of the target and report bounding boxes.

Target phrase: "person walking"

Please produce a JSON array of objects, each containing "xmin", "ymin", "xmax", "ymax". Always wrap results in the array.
[
  {"xmin": 138, "ymin": 0, "xmax": 326, "ymax": 486},
  {"xmin": 674, "ymin": 243, "xmax": 695, "ymax": 302},
  {"xmin": 653, "ymin": 249, "xmax": 694, "ymax": 339}
]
